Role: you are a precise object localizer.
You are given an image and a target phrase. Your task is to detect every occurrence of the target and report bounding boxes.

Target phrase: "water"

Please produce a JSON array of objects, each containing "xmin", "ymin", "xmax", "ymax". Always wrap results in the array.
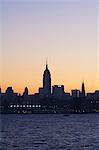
[{"xmin": 0, "ymin": 114, "xmax": 99, "ymax": 150}]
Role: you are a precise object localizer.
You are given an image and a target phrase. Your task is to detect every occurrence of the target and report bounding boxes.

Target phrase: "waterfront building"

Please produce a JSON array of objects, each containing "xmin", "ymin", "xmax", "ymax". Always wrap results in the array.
[
  {"xmin": 52, "ymin": 85, "xmax": 65, "ymax": 97},
  {"xmin": 71, "ymin": 89, "xmax": 80, "ymax": 98}
]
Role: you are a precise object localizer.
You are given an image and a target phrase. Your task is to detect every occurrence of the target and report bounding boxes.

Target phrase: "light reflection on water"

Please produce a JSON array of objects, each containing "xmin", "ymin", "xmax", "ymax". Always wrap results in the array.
[{"xmin": 0, "ymin": 114, "xmax": 99, "ymax": 150}]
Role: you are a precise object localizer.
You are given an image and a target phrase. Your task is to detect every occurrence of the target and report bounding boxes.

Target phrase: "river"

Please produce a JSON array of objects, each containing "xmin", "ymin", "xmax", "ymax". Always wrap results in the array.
[{"xmin": 0, "ymin": 114, "xmax": 99, "ymax": 150}]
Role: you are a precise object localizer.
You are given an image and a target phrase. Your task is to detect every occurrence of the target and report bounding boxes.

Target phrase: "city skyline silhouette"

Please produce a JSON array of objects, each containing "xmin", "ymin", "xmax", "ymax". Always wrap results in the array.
[
  {"xmin": 0, "ymin": 60, "xmax": 98, "ymax": 95},
  {"xmin": 0, "ymin": 0, "xmax": 98, "ymax": 94},
  {"xmin": 0, "ymin": 60, "xmax": 99, "ymax": 114}
]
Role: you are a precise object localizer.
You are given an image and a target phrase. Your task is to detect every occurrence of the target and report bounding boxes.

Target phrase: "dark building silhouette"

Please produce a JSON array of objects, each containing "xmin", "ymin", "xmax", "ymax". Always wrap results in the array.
[
  {"xmin": 1, "ymin": 62, "xmax": 99, "ymax": 114},
  {"xmin": 43, "ymin": 61, "xmax": 51, "ymax": 95},
  {"xmin": 81, "ymin": 82, "xmax": 86, "ymax": 97},
  {"xmin": 93, "ymin": 90, "xmax": 99, "ymax": 99},
  {"xmin": 6, "ymin": 87, "xmax": 14, "ymax": 94},
  {"xmin": 23, "ymin": 87, "xmax": 28, "ymax": 96},
  {"xmin": 71, "ymin": 89, "xmax": 80, "ymax": 98},
  {"xmin": 0, "ymin": 86, "xmax": 1, "ymax": 94},
  {"xmin": 39, "ymin": 61, "xmax": 51, "ymax": 96},
  {"xmin": 52, "ymin": 85, "xmax": 65, "ymax": 97}
]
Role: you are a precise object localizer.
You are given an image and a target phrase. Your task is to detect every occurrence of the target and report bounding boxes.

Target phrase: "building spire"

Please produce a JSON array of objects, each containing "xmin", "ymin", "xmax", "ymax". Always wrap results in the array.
[
  {"xmin": 82, "ymin": 80, "xmax": 84, "ymax": 84},
  {"xmin": 46, "ymin": 58, "xmax": 48, "ymax": 69}
]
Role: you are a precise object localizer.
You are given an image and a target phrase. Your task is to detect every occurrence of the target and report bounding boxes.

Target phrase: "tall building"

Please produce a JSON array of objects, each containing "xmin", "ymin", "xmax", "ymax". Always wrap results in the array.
[
  {"xmin": 0, "ymin": 86, "xmax": 1, "ymax": 94},
  {"xmin": 23, "ymin": 87, "xmax": 28, "ymax": 96},
  {"xmin": 81, "ymin": 82, "xmax": 86, "ymax": 97},
  {"xmin": 43, "ymin": 61, "xmax": 51, "ymax": 95}
]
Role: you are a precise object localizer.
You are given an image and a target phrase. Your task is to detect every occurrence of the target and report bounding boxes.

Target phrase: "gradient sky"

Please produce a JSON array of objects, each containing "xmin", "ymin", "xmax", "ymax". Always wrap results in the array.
[{"xmin": 0, "ymin": 0, "xmax": 98, "ymax": 94}]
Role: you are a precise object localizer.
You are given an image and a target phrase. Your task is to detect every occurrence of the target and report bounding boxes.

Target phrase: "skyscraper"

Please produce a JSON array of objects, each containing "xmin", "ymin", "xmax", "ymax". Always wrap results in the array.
[
  {"xmin": 81, "ymin": 82, "xmax": 86, "ymax": 97},
  {"xmin": 43, "ymin": 60, "xmax": 51, "ymax": 95},
  {"xmin": 23, "ymin": 87, "xmax": 28, "ymax": 96}
]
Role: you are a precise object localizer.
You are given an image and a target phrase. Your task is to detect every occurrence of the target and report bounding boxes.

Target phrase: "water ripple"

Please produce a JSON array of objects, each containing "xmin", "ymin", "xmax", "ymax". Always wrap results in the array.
[{"xmin": 0, "ymin": 114, "xmax": 99, "ymax": 150}]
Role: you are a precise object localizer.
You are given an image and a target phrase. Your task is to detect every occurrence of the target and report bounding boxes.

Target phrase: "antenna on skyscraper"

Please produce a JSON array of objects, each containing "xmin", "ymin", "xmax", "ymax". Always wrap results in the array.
[{"xmin": 46, "ymin": 57, "xmax": 48, "ymax": 69}]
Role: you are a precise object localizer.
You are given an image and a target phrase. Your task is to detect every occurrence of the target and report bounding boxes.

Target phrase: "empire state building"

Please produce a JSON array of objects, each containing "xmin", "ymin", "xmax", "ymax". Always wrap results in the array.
[{"xmin": 43, "ymin": 61, "xmax": 51, "ymax": 95}]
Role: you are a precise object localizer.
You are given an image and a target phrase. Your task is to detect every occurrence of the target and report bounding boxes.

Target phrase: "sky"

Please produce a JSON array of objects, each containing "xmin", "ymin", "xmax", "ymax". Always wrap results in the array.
[{"xmin": 0, "ymin": 0, "xmax": 98, "ymax": 94}]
